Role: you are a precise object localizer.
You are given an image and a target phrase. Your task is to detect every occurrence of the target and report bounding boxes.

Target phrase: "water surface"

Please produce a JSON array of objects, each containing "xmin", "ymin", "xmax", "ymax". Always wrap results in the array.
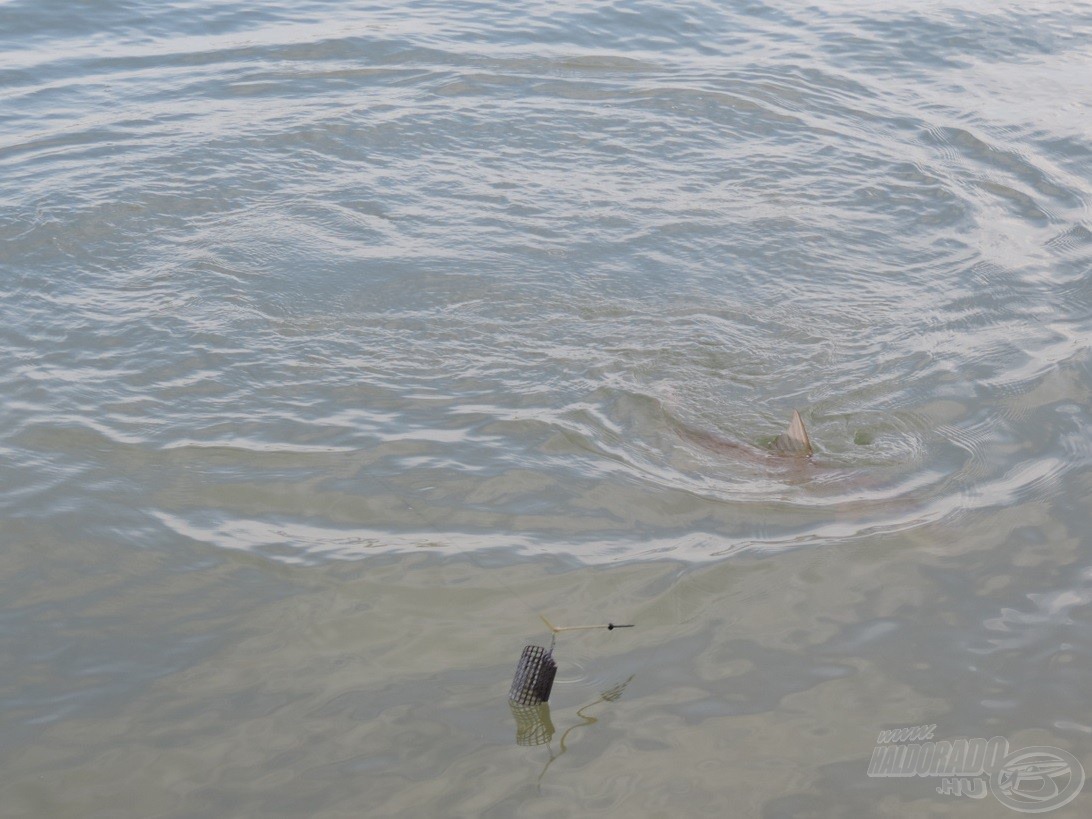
[{"xmin": 2, "ymin": 0, "xmax": 1091, "ymax": 815}]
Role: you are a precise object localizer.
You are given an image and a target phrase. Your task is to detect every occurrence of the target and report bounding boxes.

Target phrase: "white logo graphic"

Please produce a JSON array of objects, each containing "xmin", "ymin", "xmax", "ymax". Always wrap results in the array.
[
  {"xmin": 992, "ymin": 747, "xmax": 1085, "ymax": 814},
  {"xmin": 868, "ymin": 726, "xmax": 1085, "ymax": 813}
]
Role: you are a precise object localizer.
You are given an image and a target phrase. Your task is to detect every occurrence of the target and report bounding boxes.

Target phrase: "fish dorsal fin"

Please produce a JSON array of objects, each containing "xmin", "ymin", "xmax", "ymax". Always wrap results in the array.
[{"xmin": 771, "ymin": 409, "xmax": 812, "ymax": 456}]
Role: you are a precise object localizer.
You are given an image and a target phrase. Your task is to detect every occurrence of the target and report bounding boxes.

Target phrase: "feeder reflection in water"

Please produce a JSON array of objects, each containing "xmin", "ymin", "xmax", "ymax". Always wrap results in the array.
[
  {"xmin": 508, "ymin": 676, "xmax": 636, "ymax": 784},
  {"xmin": 509, "ymin": 701, "xmax": 556, "ymax": 746}
]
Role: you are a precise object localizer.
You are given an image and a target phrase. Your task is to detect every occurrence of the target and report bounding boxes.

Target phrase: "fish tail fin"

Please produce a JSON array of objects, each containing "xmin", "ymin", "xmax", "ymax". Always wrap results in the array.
[{"xmin": 771, "ymin": 409, "xmax": 813, "ymax": 456}]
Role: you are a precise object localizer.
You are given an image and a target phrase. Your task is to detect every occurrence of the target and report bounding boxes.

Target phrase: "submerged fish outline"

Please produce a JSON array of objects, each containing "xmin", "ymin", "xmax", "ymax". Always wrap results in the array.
[{"xmin": 672, "ymin": 408, "xmax": 814, "ymax": 461}]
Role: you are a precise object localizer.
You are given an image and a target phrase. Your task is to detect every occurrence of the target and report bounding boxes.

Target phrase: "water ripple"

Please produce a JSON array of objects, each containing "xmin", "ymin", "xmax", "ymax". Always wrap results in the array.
[{"xmin": 1, "ymin": 0, "xmax": 1090, "ymax": 564}]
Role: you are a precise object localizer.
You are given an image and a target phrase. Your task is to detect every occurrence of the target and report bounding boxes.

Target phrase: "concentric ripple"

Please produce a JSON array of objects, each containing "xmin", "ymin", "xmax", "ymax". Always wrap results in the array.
[{"xmin": 1, "ymin": 0, "xmax": 1090, "ymax": 564}]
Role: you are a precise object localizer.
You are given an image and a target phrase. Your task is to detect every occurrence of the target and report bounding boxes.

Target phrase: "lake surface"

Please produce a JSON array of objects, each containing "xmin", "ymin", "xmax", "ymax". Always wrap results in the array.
[{"xmin": 2, "ymin": 0, "xmax": 1091, "ymax": 815}]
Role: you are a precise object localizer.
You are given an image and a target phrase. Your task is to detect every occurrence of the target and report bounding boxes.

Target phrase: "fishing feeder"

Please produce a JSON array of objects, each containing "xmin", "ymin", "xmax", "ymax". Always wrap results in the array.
[
  {"xmin": 507, "ymin": 615, "xmax": 633, "ymax": 706},
  {"xmin": 508, "ymin": 645, "xmax": 558, "ymax": 705}
]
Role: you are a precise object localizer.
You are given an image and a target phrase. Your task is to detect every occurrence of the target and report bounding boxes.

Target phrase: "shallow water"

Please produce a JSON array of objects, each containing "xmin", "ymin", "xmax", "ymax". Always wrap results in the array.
[{"xmin": 2, "ymin": 1, "xmax": 1091, "ymax": 815}]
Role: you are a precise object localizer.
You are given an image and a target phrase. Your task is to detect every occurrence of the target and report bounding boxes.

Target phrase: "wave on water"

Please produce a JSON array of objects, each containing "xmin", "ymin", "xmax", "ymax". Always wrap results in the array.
[{"xmin": 1, "ymin": 0, "xmax": 1091, "ymax": 563}]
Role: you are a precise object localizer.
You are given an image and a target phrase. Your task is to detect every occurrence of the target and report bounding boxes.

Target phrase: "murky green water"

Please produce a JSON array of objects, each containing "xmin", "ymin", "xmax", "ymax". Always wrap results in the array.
[{"xmin": 2, "ymin": 1, "xmax": 1091, "ymax": 815}]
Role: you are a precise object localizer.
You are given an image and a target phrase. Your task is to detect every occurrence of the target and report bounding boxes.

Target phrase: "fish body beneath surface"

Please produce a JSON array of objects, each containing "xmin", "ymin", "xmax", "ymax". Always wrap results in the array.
[{"xmin": 673, "ymin": 409, "xmax": 814, "ymax": 461}]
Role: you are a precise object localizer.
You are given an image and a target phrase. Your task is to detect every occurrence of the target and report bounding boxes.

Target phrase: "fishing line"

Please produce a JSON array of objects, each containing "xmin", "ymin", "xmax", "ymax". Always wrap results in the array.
[
  {"xmin": 529, "ymin": 673, "xmax": 635, "ymax": 788},
  {"xmin": 370, "ymin": 465, "xmax": 637, "ymax": 698}
]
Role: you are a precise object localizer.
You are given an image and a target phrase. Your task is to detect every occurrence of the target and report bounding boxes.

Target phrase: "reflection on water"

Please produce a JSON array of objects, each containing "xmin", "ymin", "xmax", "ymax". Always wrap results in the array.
[
  {"xmin": 511, "ymin": 702, "xmax": 556, "ymax": 747},
  {"xmin": 511, "ymin": 676, "xmax": 635, "ymax": 788}
]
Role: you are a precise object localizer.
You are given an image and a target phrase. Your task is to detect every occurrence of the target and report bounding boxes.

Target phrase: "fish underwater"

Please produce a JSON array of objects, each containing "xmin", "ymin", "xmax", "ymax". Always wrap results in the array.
[
  {"xmin": 672, "ymin": 408, "xmax": 815, "ymax": 462},
  {"xmin": 669, "ymin": 405, "xmax": 909, "ymax": 510}
]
